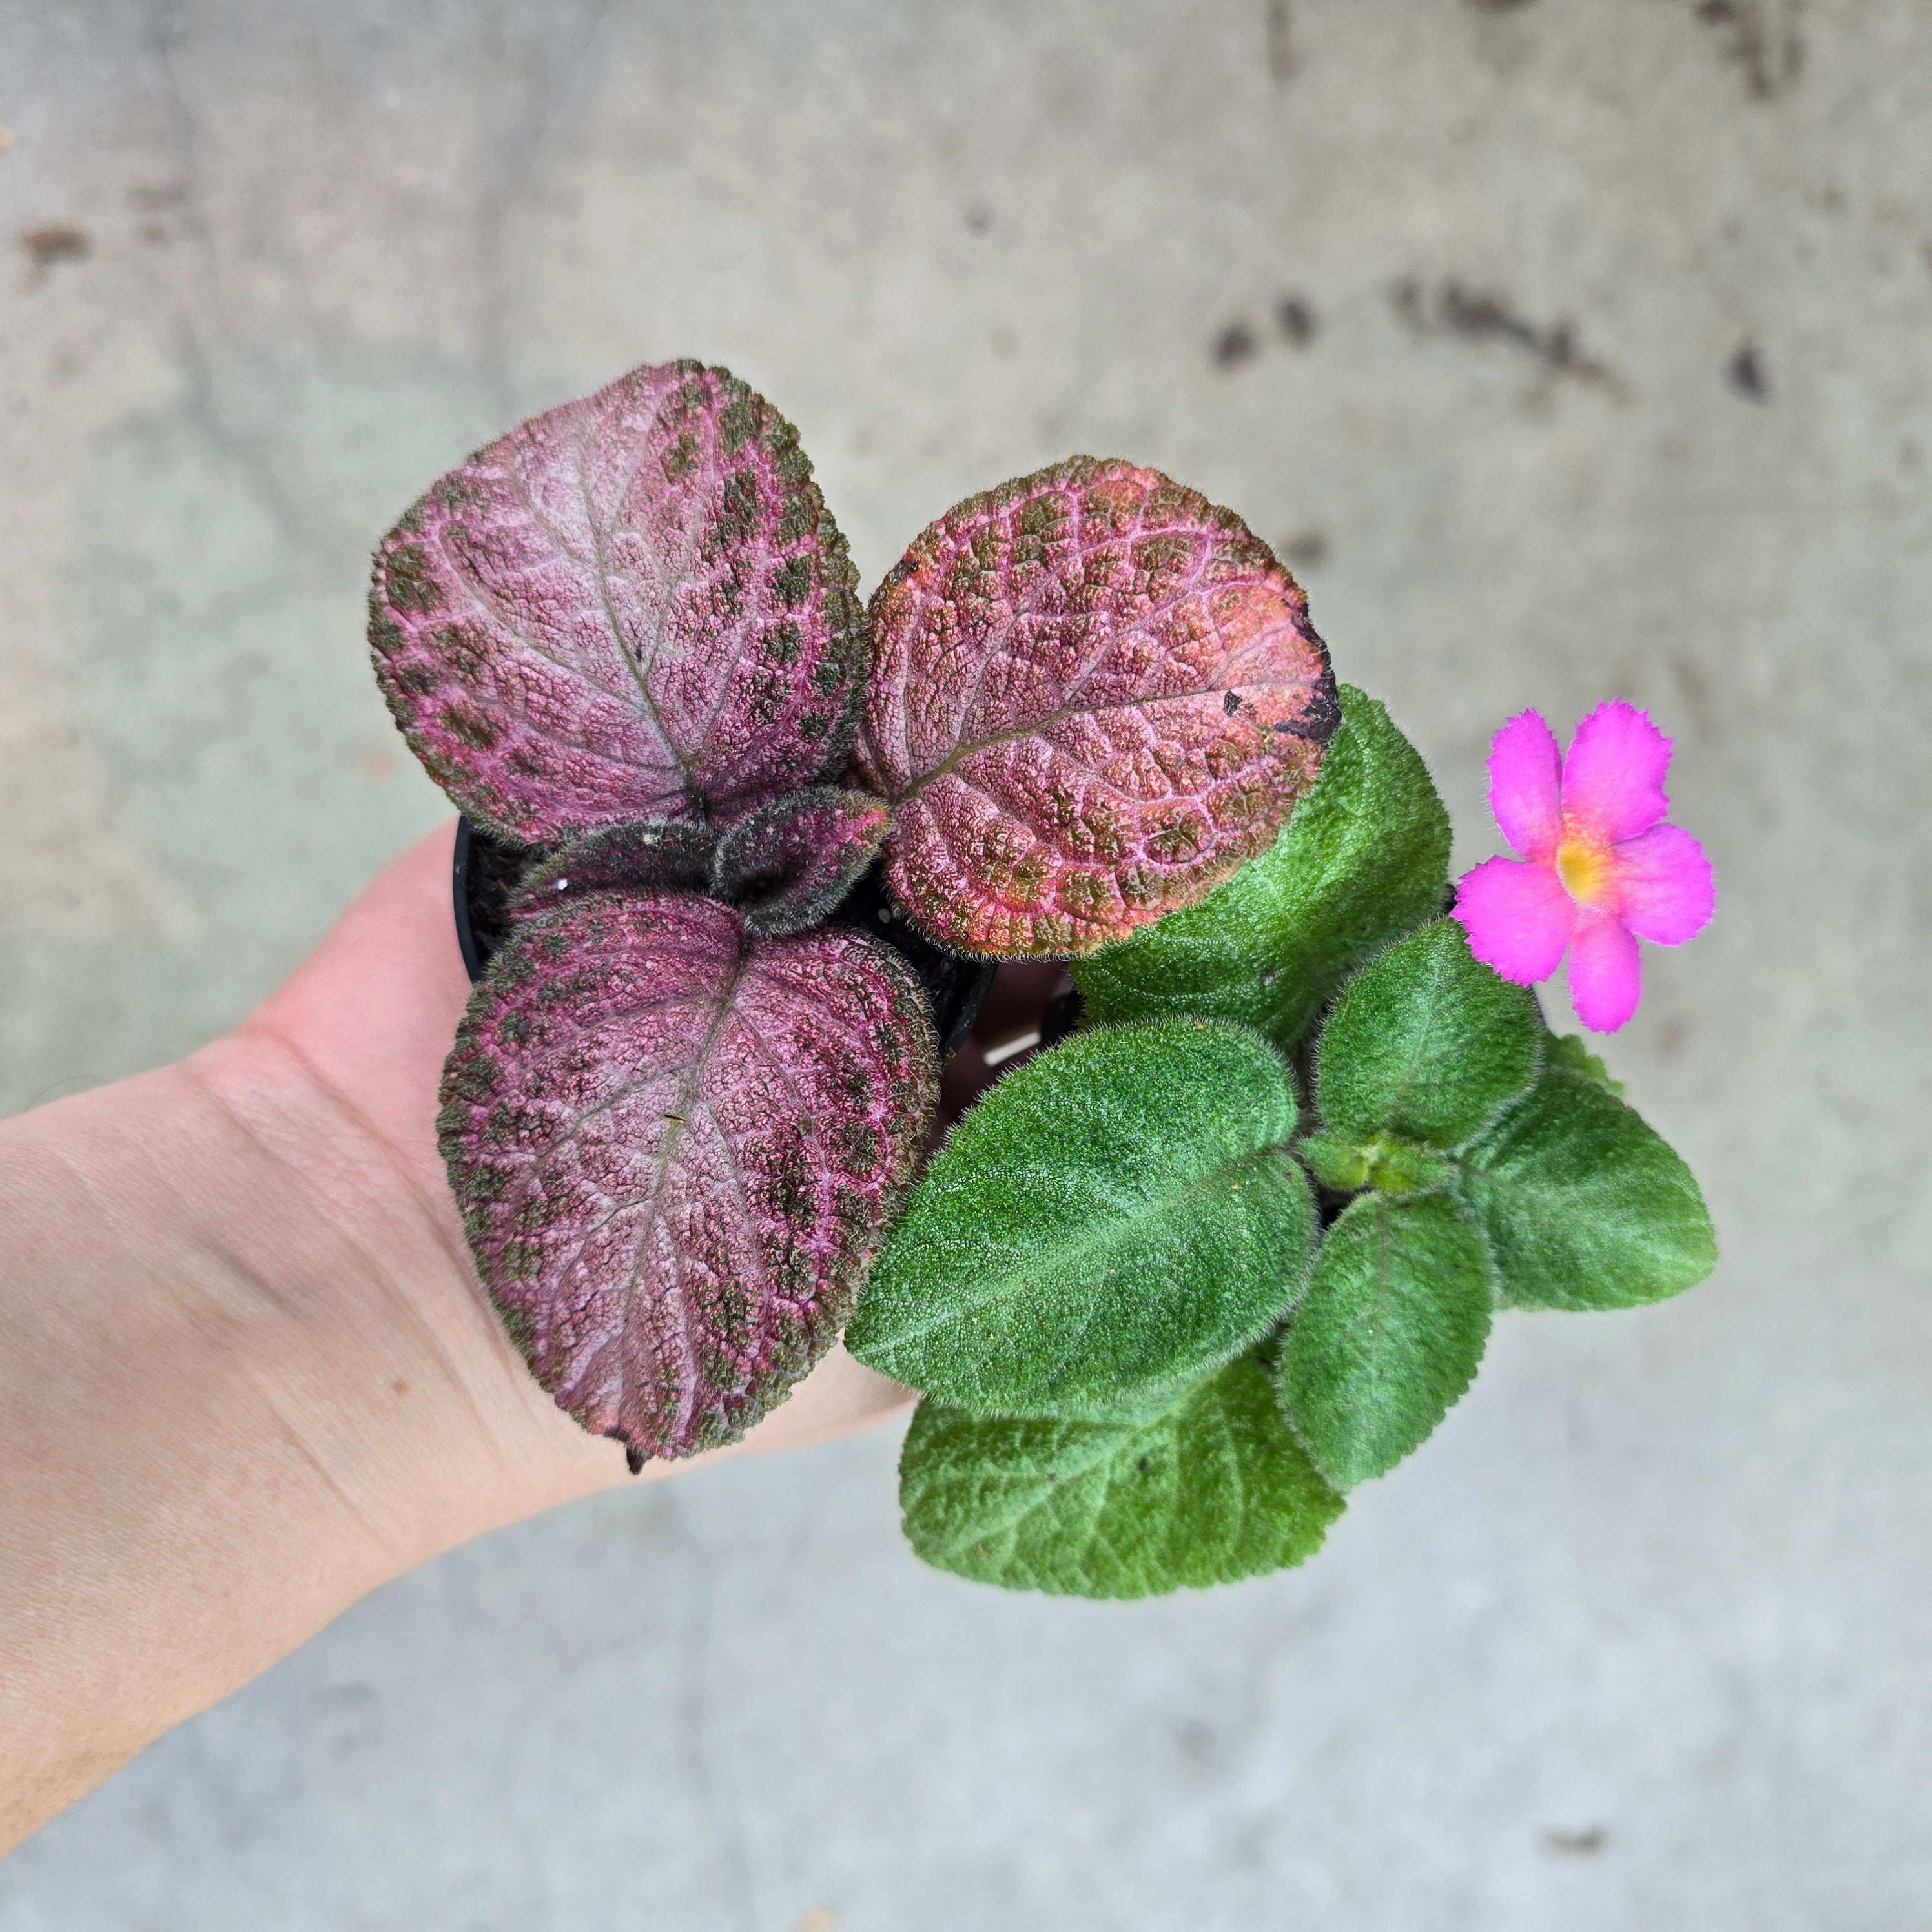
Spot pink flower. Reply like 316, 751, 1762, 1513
1454, 701, 1714, 1033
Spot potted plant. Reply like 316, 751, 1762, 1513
371, 358, 1716, 1599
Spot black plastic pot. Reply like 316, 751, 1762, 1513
452, 816, 1000, 1058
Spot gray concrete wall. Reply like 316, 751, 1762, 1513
2, 1, 1929, 1925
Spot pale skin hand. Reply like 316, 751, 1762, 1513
0, 822, 1051, 1853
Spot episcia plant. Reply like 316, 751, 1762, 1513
370, 358, 1718, 1599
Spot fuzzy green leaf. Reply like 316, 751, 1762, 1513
1072, 686, 1450, 1050
1298, 1131, 1372, 1195
1543, 1030, 1625, 1098
847, 1021, 1314, 1415
1317, 920, 1539, 1150
1454, 1065, 1717, 1310
899, 1354, 1343, 1598
1277, 1192, 1493, 1489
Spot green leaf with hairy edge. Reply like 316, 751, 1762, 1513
1543, 1030, 1625, 1098
1300, 1131, 1450, 1199
1072, 686, 1450, 1051
1317, 920, 1539, 1151
1453, 1065, 1716, 1310
899, 1355, 1343, 1598
1277, 1192, 1493, 1489
847, 1021, 1314, 1416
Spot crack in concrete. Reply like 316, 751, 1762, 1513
147, 6, 318, 564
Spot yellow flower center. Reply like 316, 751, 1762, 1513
1556, 834, 1614, 908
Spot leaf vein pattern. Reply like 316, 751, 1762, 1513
573, 427, 696, 801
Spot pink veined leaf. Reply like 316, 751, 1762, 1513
711, 786, 892, 938
371, 360, 868, 843
853, 457, 1339, 957
439, 892, 938, 1463
509, 819, 718, 917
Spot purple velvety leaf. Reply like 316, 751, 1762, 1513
854, 457, 1339, 957
509, 819, 717, 918
371, 360, 867, 842
438, 891, 938, 1461
711, 787, 891, 938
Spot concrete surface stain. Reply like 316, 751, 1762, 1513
18, 224, 91, 274
1392, 276, 1621, 391
1694, 0, 1804, 99
1729, 342, 1770, 399
1266, 0, 1296, 87
1542, 1824, 1609, 1855
1212, 318, 1262, 370
1276, 294, 1318, 345
1277, 529, 1329, 571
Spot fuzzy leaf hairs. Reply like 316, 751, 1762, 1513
369, 359, 1339, 1471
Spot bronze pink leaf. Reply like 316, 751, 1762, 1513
854, 457, 1339, 957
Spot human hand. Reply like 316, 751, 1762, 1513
5, 817, 1045, 1848
228, 820, 929, 1532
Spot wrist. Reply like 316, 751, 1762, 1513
0, 1034, 621, 1846
178, 1023, 636, 1564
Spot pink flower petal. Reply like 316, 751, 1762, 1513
1561, 700, 1672, 843
1610, 822, 1715, 946
1487, 709, 1563, 861
1567, 912, 1642, 1032
1453, 855, 1576, 985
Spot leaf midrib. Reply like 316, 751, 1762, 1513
874, 1141, 1290, 1361
920, 1396, 1200, 1564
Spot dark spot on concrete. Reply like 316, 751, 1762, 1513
1694, 0, 1802, 99
1171, 1716, 1228, 1769
1670, 653, 1716, 737
1440, 283, 1543, 353
1392, 276, 1619, 389
18, 224, 90, 272
1266, 0, 1296, 85
1213, 319, 1261, 371
127, 181, 186, 211
1541, 1825, 1608, 1855
1728, 341, 1769, 398
965, 201, 992, 235
1276, 295, 1317, 346
1278, 529, 1329, 570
